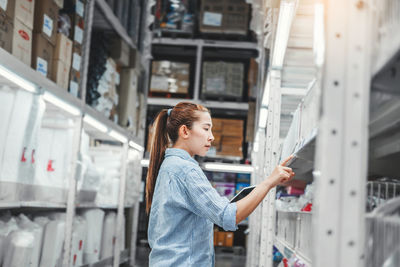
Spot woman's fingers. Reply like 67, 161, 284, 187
280, 155, 294, 166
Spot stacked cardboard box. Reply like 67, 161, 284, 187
64, 0, 86, 96
214, 229, 234, 247
150, 60, 190, 94
31, 0, 60, 78
52, 33, 72, 89
211, 118, 244, 158
0, 0, 35, 65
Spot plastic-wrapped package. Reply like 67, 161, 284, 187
101, 212, 116, 259
3, 230, 35, 267
34, 116, 74, 203
276, 184, 314, 212
81, 209, 105, 264
0, 218, 19, 265
39, 219, 65, 267
0, 87, 34, 201
17, 214, 44, 267
125, 149, 142, 206
70, 216, 87, 267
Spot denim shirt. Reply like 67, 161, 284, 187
148, 148, 238, 266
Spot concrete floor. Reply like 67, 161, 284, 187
134, 246, 247, 267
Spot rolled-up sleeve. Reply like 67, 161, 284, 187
183, 168, 238, 231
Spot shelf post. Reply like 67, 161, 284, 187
313, 0, 372, 266
113, 142, 129, 267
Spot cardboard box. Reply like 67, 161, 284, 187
52, 60, 70, 89
12, 19, 32, 65
216, 231, 225, 246
68, 13, 84, 46
150, 61, 190, 94
8, 0, 35, 29
33, 0, 59, 45
118, 68, 138, 130
31, 33, 54, 77
225, 232, 234, 247
54, 33, 72, 64
0, 13, 13, 52
110, 38, 130, 67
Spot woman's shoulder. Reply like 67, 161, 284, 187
160, 156, 201, 178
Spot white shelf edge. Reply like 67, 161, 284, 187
79, 249, 129, 267
0, 201, 67, 209
147, 97, 249, 110
95, 0, 136, 50
152, 37, 258, 50
274, 237, 312, 266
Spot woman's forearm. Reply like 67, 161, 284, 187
235, 180, 273, 224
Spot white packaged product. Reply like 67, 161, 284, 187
101, 212, 116, 259
17, 214, 44, 267
34, 116, 74, 203
3, 230, 35, 267
0, 87, 34, 201
70, 216, 87, 267
0, 218, 19, 265
39, 219, 65, 267
81, 209, 105, 264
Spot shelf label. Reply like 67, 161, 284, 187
69, 81, 79, 97
43, 14, 53, 37
0, 0, 7, 10
203, 12, 222, 27
36, 57, 48, 77
76, 0, 84, 17
72, 53, 81, 71
74, 25, 83, 44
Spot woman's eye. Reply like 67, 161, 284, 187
204, 128, 209, 131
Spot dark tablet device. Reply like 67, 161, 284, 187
230, 185, 256, 203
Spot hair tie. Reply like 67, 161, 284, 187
167, 108, 172, 117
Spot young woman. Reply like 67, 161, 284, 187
146, 102, 294, 266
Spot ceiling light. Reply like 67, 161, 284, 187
202, 163, 254, 173
129, 141, 144, 152
109, 130, 128, 143
258, 107, 268, 129
83, 115, 108, 133
43, 92, 81, 116
0, 65, 37, 93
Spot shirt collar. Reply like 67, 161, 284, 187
165, 148, 199, 165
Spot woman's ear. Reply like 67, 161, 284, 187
178, 125, 190, 139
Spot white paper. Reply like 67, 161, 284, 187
76, 1, 84, 17
74, 26, 83, 44
43, 14, 53, 37
69, 81, 79, 97
203, 12, 222, 27
150, 76, 169, 91
0, 0, 8, 10
72, 53, 81, 71
36, 57, 48, 77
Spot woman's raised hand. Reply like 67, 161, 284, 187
267, 155, 295, 187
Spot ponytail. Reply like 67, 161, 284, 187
146, 109, 169, 214
145, 102, 209, 214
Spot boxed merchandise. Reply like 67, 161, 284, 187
202, 61, 244, 98
117, 68, 138, 130
0, 14, 13, 53
52, 59, 70, 89
12, 19, 32, 65
5, 0, 35, 29
53, 33, 72, 63
220, 136, 243, 157
210, 118, 244, 158
39, 219, 65, 267
200, 0, 249, 35
213, 182, 235, 199
150, 60, 190, 94
31, 33, 54, 78
81, 209, 105, 264
33, 0, 59, 45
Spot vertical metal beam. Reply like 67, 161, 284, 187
129, 201, 140, 267
193, 44, 203, 101
62, 117, 83, 267
313, 0, 371, 266
113, 142, 129, 267
259, 70, 281, 267
80, 0, 95, 103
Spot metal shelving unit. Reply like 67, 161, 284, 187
0, 1, 146, 267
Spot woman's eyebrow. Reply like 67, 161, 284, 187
202, 123, 212, 127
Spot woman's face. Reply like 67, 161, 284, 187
187, 111, 215, 157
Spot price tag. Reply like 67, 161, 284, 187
36, 57, 48, 77
72, 53, 81, 71
43, 14, 53, 37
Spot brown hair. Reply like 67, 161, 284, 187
145, 102, 209, 214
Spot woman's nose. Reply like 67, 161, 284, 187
209, 132, 215, 142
